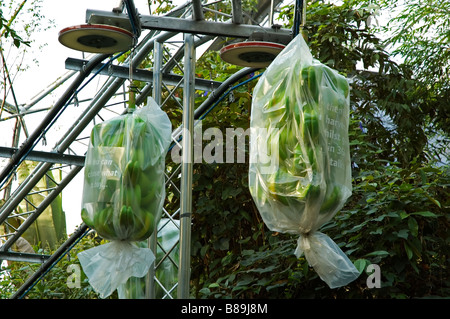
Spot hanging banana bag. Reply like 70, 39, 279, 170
248, 34, 360, 288
78, 97, 172, 298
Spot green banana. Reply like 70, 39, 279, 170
81, 208, 94, 228
130, 211, 155, 241
301, 104, 319, 143
118, 205, 135, 239
94, 206, 115, 239
265, 80, 288, 122
320, 186, 341, 214
301, 65, 322, 104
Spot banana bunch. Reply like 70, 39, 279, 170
251, 58, 351, 219
249, 35, 359, 288
81, 111, 166, 242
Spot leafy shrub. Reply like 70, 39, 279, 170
0, 233, 116, 299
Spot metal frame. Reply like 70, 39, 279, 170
87, 8, 292, 43
64, 57, 222, 91
0, 0, 299, 299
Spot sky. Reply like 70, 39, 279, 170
14, 0, 153, 101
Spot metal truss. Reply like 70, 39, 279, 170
0, 0, 299, 299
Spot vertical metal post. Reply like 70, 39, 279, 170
293, 0, 306, 37
153, 40, 163, 104
231, 0, 243, 24
177, 33, 195, 299
145, 39, 163, 299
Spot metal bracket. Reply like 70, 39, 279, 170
86, 9, 133, 33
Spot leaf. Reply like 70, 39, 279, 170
425, 195, 441, 208
246, 264, 278, 274
354, 258, 369, 274
240, 210, 252, 223
408, 217, 418, 237
411, 211, 437, 218
199, 287, 211, 295
369, 228, 383, 235
221, 186, 242, 200
395, 229, 409, 239
365, 250, 390, 257
403, 241, 413, 260
214, 237, 229, 251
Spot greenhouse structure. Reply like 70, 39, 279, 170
0, 0, 300, 299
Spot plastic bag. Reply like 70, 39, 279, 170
116, 218, 180, 299
248, 34, 360, 288
78, 97, 172, 298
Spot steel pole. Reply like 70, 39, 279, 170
145, 39, 163, 299
293, 0, 306, 37
177, 33, 195, 299
153, 40, 163, 104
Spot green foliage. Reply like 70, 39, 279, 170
349, 0, 450, 159
0, 5, 29, 48
191, 111, 450, 299
328, 116, 450, 298
0, 232, 117, 299
299, 0, 433, 167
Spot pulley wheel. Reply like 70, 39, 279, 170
58, 24, 134, 54
220, 41, 285, 68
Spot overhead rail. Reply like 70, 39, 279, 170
0, 147, 86, 167
64, 57, 222, 92
86, 9, 292, 44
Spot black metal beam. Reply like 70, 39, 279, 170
0, 146, 85, 167
65, 58, 223, 92
0, 251, 51, 263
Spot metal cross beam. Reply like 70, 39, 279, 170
0, 146, 85, 167
65, 58, 223, 92
86, 9, 292, 44
0, 251, 51, 263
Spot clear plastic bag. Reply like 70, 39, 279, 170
248, 34, 360, 288
78, 97, 172, 298
116, 218, 180, 299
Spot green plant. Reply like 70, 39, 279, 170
0, 232, 117, 299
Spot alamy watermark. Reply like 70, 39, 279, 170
366, 263, 382, 288
66, 264, 81, 289
170, 121, 279, 173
